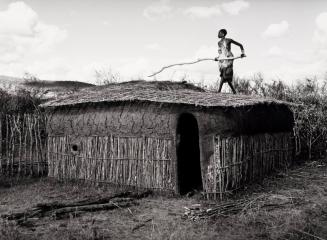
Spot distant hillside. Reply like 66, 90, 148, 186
0, 75, 24, 90
0, 75, 95, 100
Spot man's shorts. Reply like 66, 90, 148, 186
220, 65, 233, 82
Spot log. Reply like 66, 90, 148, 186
3, 199, 137, 225
49, 200, 137, 220
2, 190, 151, 225
36, 190, 151, 210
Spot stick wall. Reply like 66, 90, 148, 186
47, 135, 174, 190
204, 132, 293, 200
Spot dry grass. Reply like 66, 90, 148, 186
1, 160, 327, 240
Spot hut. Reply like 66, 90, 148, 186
42, 80, 294, 199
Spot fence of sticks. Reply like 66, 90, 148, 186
47, 135, 174, 190
204, 132, 294, 200
0, 113, 47, 176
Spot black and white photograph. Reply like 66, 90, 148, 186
0, 0, 327, 239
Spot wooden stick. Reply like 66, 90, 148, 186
148, 56, 245, 77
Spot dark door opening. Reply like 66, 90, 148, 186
177, 113, 202, 195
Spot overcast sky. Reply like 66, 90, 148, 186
0, 0, 326, 85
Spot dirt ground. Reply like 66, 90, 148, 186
1, 160, 327, 240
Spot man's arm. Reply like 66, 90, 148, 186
230, 39, 245, 57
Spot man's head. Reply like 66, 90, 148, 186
218, 29, 227, 38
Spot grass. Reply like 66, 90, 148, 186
1, 160, 327, 240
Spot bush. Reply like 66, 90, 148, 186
0, 73, 44, 115
0, 88, 42, 115
233, 75, 327, 160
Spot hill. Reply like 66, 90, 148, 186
0, 75, 95, 100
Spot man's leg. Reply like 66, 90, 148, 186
217, 79, 224, 92
223, 62, 236, 94
218, 68, 225, 93
227, 81, 237, 94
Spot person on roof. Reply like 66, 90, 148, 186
215, 29, 246, 94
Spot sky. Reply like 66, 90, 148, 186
0, 0, 326, 86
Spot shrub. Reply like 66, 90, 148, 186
233, 75, 327, 160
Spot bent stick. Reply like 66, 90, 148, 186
148, 55, 245, 77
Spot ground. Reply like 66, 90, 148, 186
0, 160, 327, 240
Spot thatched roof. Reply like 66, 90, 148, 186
41, 80, 287, 108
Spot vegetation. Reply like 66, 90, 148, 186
0, 88, 42, 114
215, 74, 327, 160
0, 74, 43, 114
94, 68, 121, 85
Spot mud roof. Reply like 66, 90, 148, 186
41, 80, 287, 108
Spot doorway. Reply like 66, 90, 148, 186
176, 113, 202, 195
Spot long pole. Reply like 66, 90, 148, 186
148, 55, 245, 78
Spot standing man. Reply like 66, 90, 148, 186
215, 29, 246, 94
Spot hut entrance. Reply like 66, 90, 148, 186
177, 113, 202, 195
